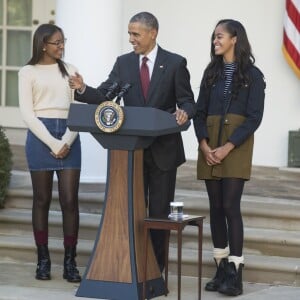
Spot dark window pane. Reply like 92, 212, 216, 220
7, 30, 31, 66
6, 71, 18, 107
7, 0, 32, 26
0, 0, 3, 24
0, 30, 2, 65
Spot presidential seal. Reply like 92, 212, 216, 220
94, 101, 124, 133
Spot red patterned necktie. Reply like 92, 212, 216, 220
140, 56, 150, 99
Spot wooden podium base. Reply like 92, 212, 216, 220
76, 149, 166, 299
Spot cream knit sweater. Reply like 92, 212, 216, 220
18, 62, 79, 155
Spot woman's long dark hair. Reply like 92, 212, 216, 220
27, 23, 68, 77
202, 19, 255, 99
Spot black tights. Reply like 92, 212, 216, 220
205, 178, 245, 256
31, 169, 80, 244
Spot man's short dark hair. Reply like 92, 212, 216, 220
130, 12, 159, 31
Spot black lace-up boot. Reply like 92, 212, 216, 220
36, 244, 51, 280
63, 246, 81, 282
218, 261, 243, 296
205, 258, 228, 291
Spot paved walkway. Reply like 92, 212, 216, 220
1, 260, 300, 300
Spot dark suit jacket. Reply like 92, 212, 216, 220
76, 46, 195, 171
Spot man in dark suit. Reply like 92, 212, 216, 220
70, 11, 195, 271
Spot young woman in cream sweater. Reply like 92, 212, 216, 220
18, 23, 81, 283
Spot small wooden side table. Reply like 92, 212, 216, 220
143, 215, 205, 300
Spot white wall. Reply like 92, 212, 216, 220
119, 0, 300, 167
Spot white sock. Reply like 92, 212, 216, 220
228, 255, 244, 270
213, 247, 229, 265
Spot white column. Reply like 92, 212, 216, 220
56, 0, 123, 182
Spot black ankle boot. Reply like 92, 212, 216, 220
205, 258, 228, 291
36, 244, 51, 280
63, 246, 81, 282
218, 262, 243, 296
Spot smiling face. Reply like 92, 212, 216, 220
213, 24, 237, 62
40, 30, 65, 64
128, 21, 157, 55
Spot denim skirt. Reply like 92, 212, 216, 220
25, 118, 81, 171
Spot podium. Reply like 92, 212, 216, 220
67, 103, 190, 300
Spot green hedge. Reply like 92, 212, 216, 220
0, 126, 12, 208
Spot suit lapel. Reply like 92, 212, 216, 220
131, 47, 167, 104
129, 53, 145, 105
146, 47, 167, 103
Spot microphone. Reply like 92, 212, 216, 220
105, 82, 120, 100
115, 83, 131, 104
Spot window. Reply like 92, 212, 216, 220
0, 0, 55, 127
0, 0, 32, 107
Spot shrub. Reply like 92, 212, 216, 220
0, 126, 13, 208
